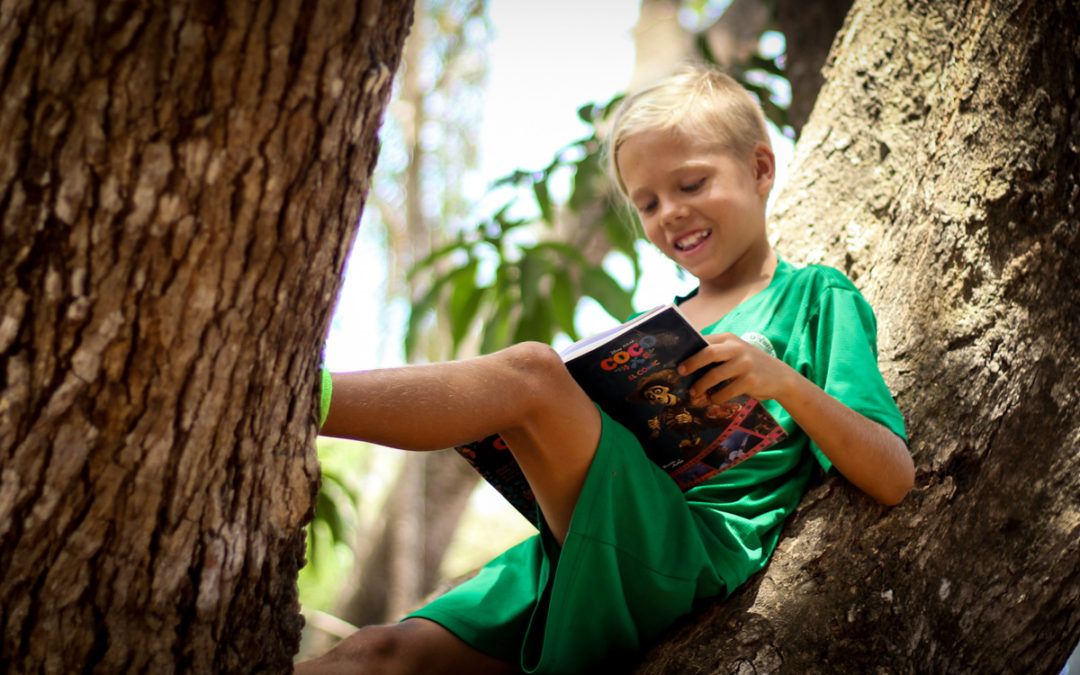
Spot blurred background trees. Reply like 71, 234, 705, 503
299, 0, 492, 651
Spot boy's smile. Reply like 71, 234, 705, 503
616, 129, 775, 294
674, 229, 711, 252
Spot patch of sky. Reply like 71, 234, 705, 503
325, 224, 405, 372
745, 69, 792, 108
760, 30, 786, 59
479, 1, 636, 182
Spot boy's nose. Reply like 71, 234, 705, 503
660, 201, 689, 226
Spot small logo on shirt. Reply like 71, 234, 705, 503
740, 332, 776, 358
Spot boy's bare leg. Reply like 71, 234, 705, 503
321, 341, 602, 544
309, 344, 600, 672
294, 618, 520, 675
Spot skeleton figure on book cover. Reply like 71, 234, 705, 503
628, 369, 740, 459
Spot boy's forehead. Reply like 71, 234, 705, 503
620, 131, 732, 180
623, 129, 731, 162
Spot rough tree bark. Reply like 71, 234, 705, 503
0, 1, 412, 672
637, 0, 1080, 672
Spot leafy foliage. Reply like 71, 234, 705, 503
305, 446, 362, 571
406, 97, 640, 358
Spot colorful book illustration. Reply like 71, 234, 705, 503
455, 304, 788, 524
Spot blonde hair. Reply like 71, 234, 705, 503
608, 63, 771, 196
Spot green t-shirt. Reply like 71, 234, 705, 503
691, 256, 908, 465
408, 258, 907, 673
673, 256, 907, 592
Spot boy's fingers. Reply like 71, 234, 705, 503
688, 360, 738, 401
679, 334, 737, 375
706, 382, 740, 405
679, 349, 723, 377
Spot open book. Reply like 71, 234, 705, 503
455, 304, 787, 524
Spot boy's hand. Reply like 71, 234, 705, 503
677, 333, 795, 405
680, 334, 914, 506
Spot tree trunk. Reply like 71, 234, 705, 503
0, 1, 413, 672
775, 0, 853, 135
637, 0, 1080, 672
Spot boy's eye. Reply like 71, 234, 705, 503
681, 179, 705, 193
637, 199, 658, 214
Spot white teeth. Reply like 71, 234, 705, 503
675, 230, 710, 251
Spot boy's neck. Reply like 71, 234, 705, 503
681, 242, 778, 329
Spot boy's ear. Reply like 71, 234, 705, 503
751, 142, 776, 195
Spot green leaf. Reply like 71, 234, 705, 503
568, 152, 600, 211
308, 477, 351, 567
576, 102, 596, 124
534, 298, 555, 344
406, 270, 453, 359
581, 265, 634, 321
491, 168, 532, 188
601, 206, 639, 260
451, 284, 487, 355
600, 93, 625, 119
511, 307, 534, 344
550, 272, 578, 340
513, 294, 554, 345
533, 177, 554, 225
491, 205, 529, 236
519, 253, 543, 315
480, 299, 514, 354
447, 259, 482, 353
529, 240, 588, 264
407, 234, 467, 282
447, 259, 479, 317
316, 487, 348, 545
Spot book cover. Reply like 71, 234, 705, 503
455, 304, 787, 524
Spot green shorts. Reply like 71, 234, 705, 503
407, 409, 751, 674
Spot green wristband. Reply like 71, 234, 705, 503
319, 367, 333, 427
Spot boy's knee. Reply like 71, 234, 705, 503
499, 341, 575, 401
501, 341, 563, 372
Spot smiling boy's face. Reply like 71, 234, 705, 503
616, 130, 774, 290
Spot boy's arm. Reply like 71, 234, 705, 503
762, 370, 912, 505
679, 334, 914, 505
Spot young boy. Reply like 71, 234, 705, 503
299, 64, 913, 674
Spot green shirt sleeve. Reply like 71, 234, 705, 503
796, 284, 908, 471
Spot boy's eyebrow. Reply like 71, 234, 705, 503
627, 162, 713, 200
